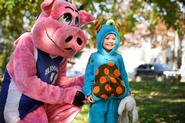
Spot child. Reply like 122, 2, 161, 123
82, 19, 131, 123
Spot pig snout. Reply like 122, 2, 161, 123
64, 34, 85, 51
51, 26, 86, 54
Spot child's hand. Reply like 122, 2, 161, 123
127, 91, 131, 96
87, 95, 94, 103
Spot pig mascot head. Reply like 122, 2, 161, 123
32, 0, 94, 57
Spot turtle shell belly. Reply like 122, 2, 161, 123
93, 62, 125, 99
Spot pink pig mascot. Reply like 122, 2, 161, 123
0, 0, 94, 123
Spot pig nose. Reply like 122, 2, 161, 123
65, 35, 83, 46
65, 36, 73, 43
77, 38, 82, 45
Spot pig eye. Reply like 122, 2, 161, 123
58, 13, 72, 25
75, 17, 79, 27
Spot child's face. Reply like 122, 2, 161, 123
103, 33, 116, 52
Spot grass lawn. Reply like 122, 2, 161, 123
73, 81, 185, 123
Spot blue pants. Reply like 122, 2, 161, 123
89, 98, 120, 123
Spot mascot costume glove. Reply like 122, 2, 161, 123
0, 0, 94, 123
118, 94, 139, 123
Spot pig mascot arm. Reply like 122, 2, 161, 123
56, 59, 84, 87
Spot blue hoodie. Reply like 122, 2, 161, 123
83, 21, 131, 102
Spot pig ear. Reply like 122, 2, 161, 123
79, 10, 95, 25
41, 0, 55, 15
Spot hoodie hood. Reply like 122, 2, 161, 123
96, 21, 120, 55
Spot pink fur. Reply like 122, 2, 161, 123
5, 0, 94, 122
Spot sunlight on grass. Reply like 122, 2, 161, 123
147, 91, 161, 99
160, 99, 185, 103
72, 104, 90, 123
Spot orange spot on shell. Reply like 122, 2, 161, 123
110, 77, 117, 83
96, 69, 99, 75
107, 62, 114, 66
93, 86, 100, 94
104, 68, 109, 75
114, 69, 120, 77
110, 93, 115, 97
116, 87, 123, 95
99, 76, 107, 84
120, 80, 124, 86
100, 94, 108, 99
105, 84, 112, 91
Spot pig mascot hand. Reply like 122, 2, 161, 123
0, 0, 94, 123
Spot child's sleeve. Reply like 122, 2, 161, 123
119, 55, 131, 93
82, 54, 95, 96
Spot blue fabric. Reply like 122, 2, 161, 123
36, 49, 63, 84
0, 71, 11, 123
0, 49, 63, 121
89, 99, 120, 123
